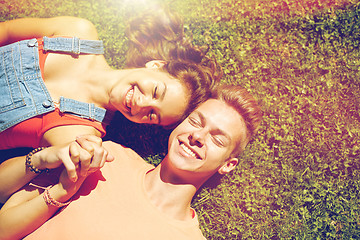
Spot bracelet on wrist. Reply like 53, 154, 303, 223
43, 186, 72, 208
25, 147, 49, 174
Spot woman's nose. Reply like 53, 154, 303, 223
131, 94, 152, 116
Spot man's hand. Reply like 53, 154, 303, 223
58, 135, 114, 194
74, 135, 114, 176
32, 135, 114, 182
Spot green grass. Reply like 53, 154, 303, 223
1, 0, 360, 239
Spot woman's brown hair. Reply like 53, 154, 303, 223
125, 6, 222, 125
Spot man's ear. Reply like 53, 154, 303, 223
145, 60, 167, 69
218, 157, 239, 175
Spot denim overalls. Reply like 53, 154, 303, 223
0, 36, 112, 133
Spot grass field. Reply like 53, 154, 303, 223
1, 0, 359, 239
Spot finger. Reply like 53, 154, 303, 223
76, 135, 102, 146
99, 149, 111, 168
78, 148, 92, 177
100, 145, 114, 163
89, 146, 103, 167
96, 150, 107, 171
88, 149, 108, 174
76, 136, 95, 156
63, 143, 79, 182
69, 142, 80, 165
106, 150, 114, 162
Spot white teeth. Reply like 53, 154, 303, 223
125, 88, 134, 108
180, 143, 198, 159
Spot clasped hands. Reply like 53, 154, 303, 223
31, 135, 114, 184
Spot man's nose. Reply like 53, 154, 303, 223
189, 128, 206, 147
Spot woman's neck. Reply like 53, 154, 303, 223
85, 67, 130, 110
84, 68, 116, 109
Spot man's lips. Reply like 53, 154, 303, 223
179, 141, 201, 160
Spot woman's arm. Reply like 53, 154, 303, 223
0, 16, 99, 46
0, 136, 112, 240
0, 156, 41, 203
0, 171, 86, 240
41, 125, 102, 147
0, 144, 82, 203
0, 133, 109, 203
0, 125, 102, 202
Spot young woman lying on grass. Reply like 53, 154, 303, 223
0, 7, 222, 187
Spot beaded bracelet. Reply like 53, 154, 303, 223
43, 186, 72, 208
25, 147, 49, 174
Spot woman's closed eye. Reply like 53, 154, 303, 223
152, 86, 158, 98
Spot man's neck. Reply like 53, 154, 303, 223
144, 163, 197, 221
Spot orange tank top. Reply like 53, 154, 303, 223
0, 38, 106, 149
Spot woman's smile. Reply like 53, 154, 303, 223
112, 67, 189, 126
124, 86, 134, 111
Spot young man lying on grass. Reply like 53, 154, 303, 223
0, 84, 262, 240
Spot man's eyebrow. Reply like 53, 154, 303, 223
193, 110, 205, 123
213, 125, 231, 140
196, 110, 231, 140
216, 129, 231, 142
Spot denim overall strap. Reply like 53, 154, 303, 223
58, 97, 112, 125
42, 36, 104, 55
0, 40, 55, 132
0, 37, 109, 133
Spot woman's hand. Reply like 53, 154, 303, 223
75, 135, 114, 176
31, 135, 114, 182
57, 135, 114, 196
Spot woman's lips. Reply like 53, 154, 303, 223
125, 87, 134, 110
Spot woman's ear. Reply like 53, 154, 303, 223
218, 157, 238, 175
145, 60, 167, 69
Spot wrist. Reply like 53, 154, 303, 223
47, 184, 74, 204
25, 147, 49, 174
30, 152, 45, 170
57, 176, 85, 198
